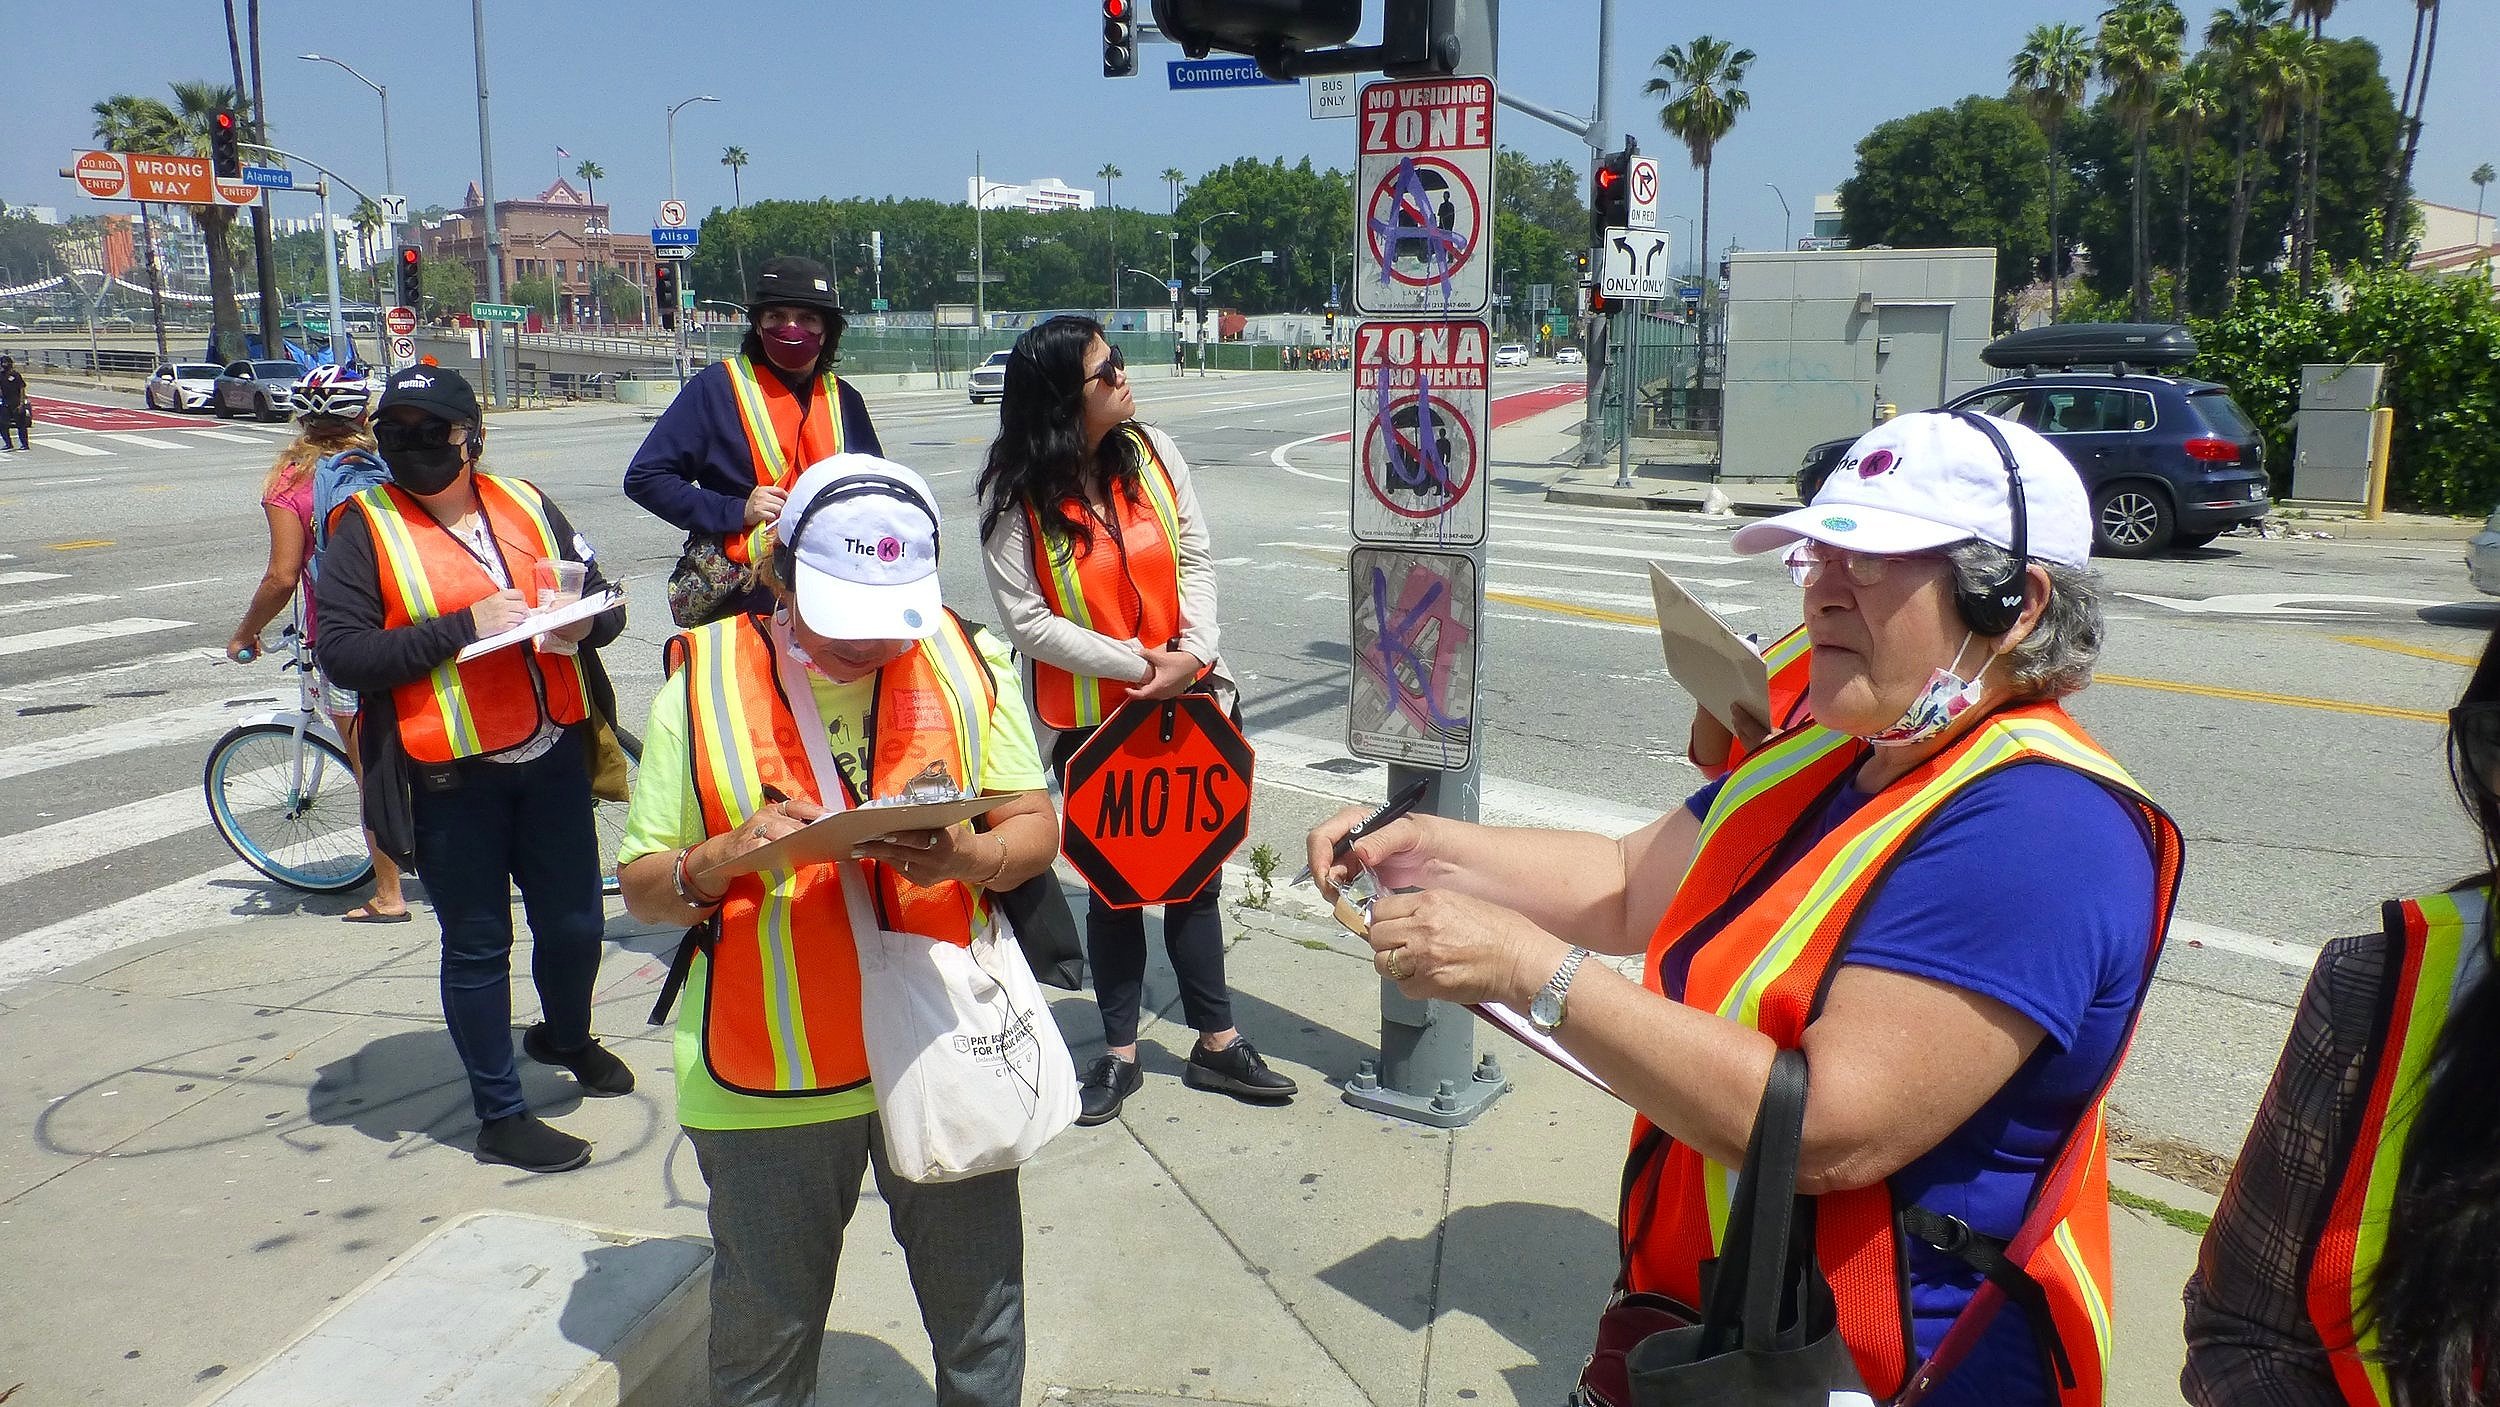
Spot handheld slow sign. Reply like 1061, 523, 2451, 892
1059, 695, 1255, 909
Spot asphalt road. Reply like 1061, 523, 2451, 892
2, 364, 2488, 1165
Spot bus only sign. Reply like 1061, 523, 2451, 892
1058, 695, 1255, 908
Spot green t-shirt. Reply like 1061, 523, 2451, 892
619, 626, 1048, 1131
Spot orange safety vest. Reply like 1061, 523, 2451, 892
1707, 623, 1816, 780
353, 473, 590, 764
2304, 888, 2491, 1407
1023, 428, 1187, 731
1626, 704, 2183, 1402
675, 610, 998, 1096
722, 355, 846, 565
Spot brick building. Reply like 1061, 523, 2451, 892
419, 178, 658, 325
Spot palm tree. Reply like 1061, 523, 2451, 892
2161, 58, 2226, 313
1098, 163, 1123, 307
720, 147, 749, 208
2474, 162, 2496, 230
91, 94, 180, 361
2203, 0, 2283, 305
2098, 0, 2184, 320
573, 159, 605, 220
2383, 0, 2442, 260
1161, 166, 1186, 215
1644, 34, 1754, 350
2011, 23, 2094, 317
145, 79, 252, 359
2287, 0, 2335, 291
2258, 26, 2329, 293
349, 197, 383, 300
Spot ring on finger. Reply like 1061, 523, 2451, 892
1385, 948, 1408, 981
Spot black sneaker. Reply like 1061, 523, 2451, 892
1075, 1053, 1142, 1127
522, 1023, 636, 1096
1184, 1037, 1298, 1101
476, 1112, 591, 1173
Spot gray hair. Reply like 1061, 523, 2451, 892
1944, 541, 2105, 700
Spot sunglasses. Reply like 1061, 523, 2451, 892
1784, 542, 1939, 589
2453, 702, 2500, 786
373, 418, 461, 452
1085, 346, 1126, 387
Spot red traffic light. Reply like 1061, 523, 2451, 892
400, 248, 420, 267
213, 110, 235, 133
1104, 0, 1126, 15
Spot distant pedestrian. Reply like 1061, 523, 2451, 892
977, 314, 1298, 1126
0, 356, 29, 450
316, 364, 632, 1175
623, 255, 883, 626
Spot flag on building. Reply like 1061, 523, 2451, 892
556, 146, 572, 159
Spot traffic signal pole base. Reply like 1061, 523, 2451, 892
1342, 985, 1509, 1129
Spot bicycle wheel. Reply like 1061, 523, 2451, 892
594, 724, 642, 898
204, 721, 375, 893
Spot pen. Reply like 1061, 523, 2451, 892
1293, 778, 1431, 887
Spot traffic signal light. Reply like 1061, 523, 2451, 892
1149, 0, 1361, 62
1591, 146, 1633, 246
395, 246, 422, 308
1103, 0, 1138, 77
654, 263, 679, 331
1381, 0, 1461, 76
210, 109, 242, 179
1323, 308, 1336, 340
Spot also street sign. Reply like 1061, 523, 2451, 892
240, 164, 293, 190
651, 227, 700, 247
65, 150, 258, 207
1600, 226, 1672, 301
470, 301, 527, 323
377, 194, 409, 222
1059, 696, 1256, 908
1354, 76, 1496, 317
389, 334, 416, 363
654, 245, 692, 261
1351, 318, 1490, 546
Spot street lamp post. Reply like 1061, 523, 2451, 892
300, 54, 395, 252
969, 154, 1020, 331
469, 0, 509, 406
1764, 183, 1792, 252
664, 94, 718, 382
1189, 210, 1241, 376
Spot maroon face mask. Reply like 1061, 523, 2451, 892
760, 321, 822, 371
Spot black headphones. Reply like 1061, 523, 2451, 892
769, 473, 942, 592
1943, 409, 2030, 637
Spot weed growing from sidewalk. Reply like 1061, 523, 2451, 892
1241, 842, 1279, 909
2110, 1185, 2212, 1237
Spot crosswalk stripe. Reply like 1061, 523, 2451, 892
0, 617, 193, 659
185, 429, 267, 445
0, 860, 273, 993
0, 697, 250, 781
1495, 511, 1736, 537
0, 571, 70, 587
0, 592, 117, 617
0, 787, 204, 889
106, 434, 185, 450
1264, 537, 1736, 569
0, 647, 219, 704
40, 440, 113, 457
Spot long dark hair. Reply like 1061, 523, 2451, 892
974, 315, 1141, 553
2366, 623, 2500, 1406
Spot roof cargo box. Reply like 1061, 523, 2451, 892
1981, 322, 2198, 372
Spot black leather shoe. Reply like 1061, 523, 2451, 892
1075, 1053, 1142, 1127
1184, 1037, 1298, 1101
522, 1023, 636, 1096
476, 1112, 591, 1173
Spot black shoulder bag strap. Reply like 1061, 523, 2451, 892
1699, 1047, 1810, 1357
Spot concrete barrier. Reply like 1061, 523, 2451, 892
186, 1211, 711, 1407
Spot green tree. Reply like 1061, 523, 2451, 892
418, 254, 474, 320
596, 267, 643, 324
2205, 0, 2284, 302
2473, 162, 2495, 223
90, 93, 180, 354
1644, 34, 1754, 325
1836, 96, 2051, 303
573, 159, 604, 214
0, 212, 59, 289
510, 273, 557, 320
2098, 0, 2185, 320
1494, 148, 1592, 318
2159, 57, 2227, 313
2287, 0, 2336, 288
2011, 23, 2095, 315
2258, 25, 2330, 293
720, 147, 748, 208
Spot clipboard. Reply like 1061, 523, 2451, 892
699, 792, 1016, 881
454, 586, 623, 663
1646, 563, 1772, 734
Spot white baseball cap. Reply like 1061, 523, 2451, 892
1731, 411, 2094, 570
776, 454, 944, 641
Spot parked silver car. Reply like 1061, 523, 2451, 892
2468, 506, 2500, 595
146, 362, 224, 413
968, 349, 1010, 404
211, 360, 306, 421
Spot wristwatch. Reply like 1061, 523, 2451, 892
1527, 947, 1592, 1035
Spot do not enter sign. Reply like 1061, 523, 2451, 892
1059, 695, 1255, 908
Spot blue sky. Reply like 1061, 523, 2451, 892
11, 2, 2493, 259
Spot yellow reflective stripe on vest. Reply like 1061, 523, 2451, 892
1130, 429, 1185, 571
691, 620, 816, 1089
724, 358, 841, 486
2348, 888, 2481, 1404
1762, 625, 1811, 673
1689, 724, 1852, 861
918, 621, 989, 801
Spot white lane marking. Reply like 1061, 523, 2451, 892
27, 476, 107, 487
2124, 590, 2450, 617
1249, 727, 1661, 838
1296, 405, 1345, 417
38, 441, 113, 458
1264, 537, 1736, 569
0, 647, 219, 703
1492, 557, 1741, 589
0, 592, 117, 617
105, 435, 184, 450
2169, 918, 2318, 971
1495, 510, 1737, 537
0, 617, 194, 659
0, 861, 273, 993
137, 577, 224, 592
0, 571, 71, 587
0, 697, 253, 781
0, 788, 205, 888
1270, 432, 1345, 485
184, 429, 267, 445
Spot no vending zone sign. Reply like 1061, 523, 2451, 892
1354, 77, 1494, 317
1351, 319, 1489, 545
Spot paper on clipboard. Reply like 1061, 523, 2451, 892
700, 792, 1017, 881
1646, 563, 1771, 734
454, 586, 622, 662
1470, 1001, 1618, 1097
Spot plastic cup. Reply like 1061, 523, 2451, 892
534, 557, 587, 610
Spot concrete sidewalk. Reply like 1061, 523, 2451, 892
0, 874, 2212, 1406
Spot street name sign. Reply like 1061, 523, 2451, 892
1351, 318, 1490, 545
1601, 226, 1672, 300
654, 245, 692, 261
1059, 697, 1255, 908
1347, 547, 1479, 769
470, 301, 526, 323
1309, 73, 1356, 119
1167, 57, 1293, 89
1354, 77, 1495, 317
65, 150, 258, 207
1626, 156, 1660, 230
650, 227, 700, 247
384, 306, 417, 338
241, 164, 293, 190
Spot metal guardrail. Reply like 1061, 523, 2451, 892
16, 345, 159, 376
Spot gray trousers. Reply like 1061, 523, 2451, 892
688, 1116, 1026, 1407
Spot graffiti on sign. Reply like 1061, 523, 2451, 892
1347, 547, 1477, 769
1353, 77, 1494, 316
1350, 319, 1489, 544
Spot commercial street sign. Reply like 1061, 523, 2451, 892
1058, 697, 1255, 908
1309, 73, 1356, 119
1351, 318, 1490, 546
1166, 57, 1293, 90
64, 150, 258, 207
240, 165, 293, 190
1354, 77, 1494, 316
651, 227, 700, 247
470, 301, 526, 323
1347, 547, 1479, 769
1601, 226, 1672, 301
1627, 156, 1661, 231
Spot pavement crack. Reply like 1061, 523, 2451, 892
2185, 833, 2440, 863
1416, 1122, 1458, 1407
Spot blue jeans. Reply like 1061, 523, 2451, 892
410, 727, 606, 1122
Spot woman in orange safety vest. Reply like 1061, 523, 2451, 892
2185, 624, 2500, 1407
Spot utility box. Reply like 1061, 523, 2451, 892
2289, 363, 2386, 505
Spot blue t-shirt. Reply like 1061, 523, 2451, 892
1677, 762, 2157, 1405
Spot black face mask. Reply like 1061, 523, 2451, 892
376, 419, 468, 495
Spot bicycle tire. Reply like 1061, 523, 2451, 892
204, 721, 375, 894
593, 724, 643, 898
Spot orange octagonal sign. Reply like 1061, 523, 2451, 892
1060, 695, 1255, 909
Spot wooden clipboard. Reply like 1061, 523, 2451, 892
699, 793, 1016, 881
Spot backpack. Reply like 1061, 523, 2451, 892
308, 448, 391, 582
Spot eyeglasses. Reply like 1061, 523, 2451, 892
1784, 542, 1937, 589
373, 417, 459, 452
1085, 346, 1126, 387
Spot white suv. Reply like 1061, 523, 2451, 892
1493, 343, 1530, 367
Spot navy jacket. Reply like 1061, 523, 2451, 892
621, 357, 884, 537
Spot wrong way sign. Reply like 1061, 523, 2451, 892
1355, 77, 1494, 316
1351, 318, 1489, 545
1059, 696, 1255, 908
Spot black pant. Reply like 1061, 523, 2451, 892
1050, 724, 1233, 1048
3, 408, 26, 449
410, 727, 607, 1121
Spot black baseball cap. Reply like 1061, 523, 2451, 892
375, 364, 481, 423
748, 255, 845, 319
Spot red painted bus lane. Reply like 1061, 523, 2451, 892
27, 397, 200, 433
